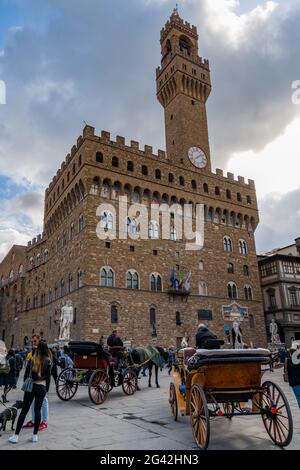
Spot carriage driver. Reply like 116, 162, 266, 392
107, 330, 124, 387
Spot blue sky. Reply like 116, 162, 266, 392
0, 0, 300, 260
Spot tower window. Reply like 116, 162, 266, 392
215, 187, 220, 196
203, 183, 209, 194
142, 165, 148, 176
191, 180, 197, 190
179, 176, 185, 186
191, 100, 195, 105
155, 169, 161, 180
170, 115, 173, 120
179, 36, 192, 55
127, 161, 134, 172
169, 173, 174, 183
112, 156, 119, 168
237, 192, 242, 202
182, 64, 187, 71
247, 195, 252, 205
226, 189, 232, 200
96, 152, 103, 163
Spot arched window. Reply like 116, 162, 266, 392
169, 173, 174, 183
77, 270, 83, 289
127, 217, 138, 235
112, 156, 119, 168
150, 274, 162, 292
78, 214, 84, 232
179, 176, 185, 186
223, 236, 233, 252
176, 312, 182, 326
239, 240, 248, 255
247, 195, 252, 205
228, 282, 238, 299
111, 305, 118, 324
244, 285, 253, 301
243, 265, 249, 276
227, 263, 234, 274
215, 186, 220, 196
226, 189, 232, 200
127, 161, 134, 172
36, 254, 41, 267
155, 169, 161, 180
100, 267, 114, 288
101, 211, 114, 231
142, 165, 148, 176
179, 35, 192, 54
149, 221, 160, 239
68, 274, 73, 293
191, 180, 197, 190
70, 223, 75, 240
237, 192, 242, 202
150, 307, 156, 326
171, 227, 177, 241
203, 183, 209, 194
44, 250, 49, 263
96, 152, 103, 163
126, 271, 139, 290
199, 282, 208, 296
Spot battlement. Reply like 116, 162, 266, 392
214, 169, 256, 189
27, 232, 46, 250
156, 56, 210, 77
161, 11, 198, 42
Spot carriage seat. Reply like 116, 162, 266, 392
188, 348, 271, 370
178, 348, 197, 365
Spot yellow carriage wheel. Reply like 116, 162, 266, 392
169, 383, 178, 421
190, 384, 210, 450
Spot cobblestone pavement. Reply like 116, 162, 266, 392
0, 368, 299, 450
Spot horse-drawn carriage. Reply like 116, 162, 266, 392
169, 344, 293, 450
56, 342, 138, 405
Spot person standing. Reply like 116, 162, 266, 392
285, 348, 300, 408
1, 349, 17, 403
9, 341, 52, 443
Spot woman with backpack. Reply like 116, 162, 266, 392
0, 349, 17, 403
8, 341, 51, 444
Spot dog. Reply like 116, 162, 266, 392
0, 401, 23, 435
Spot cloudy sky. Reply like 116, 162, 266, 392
0, 0, 299, 261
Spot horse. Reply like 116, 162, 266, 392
129, 346, 169, 388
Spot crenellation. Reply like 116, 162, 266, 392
130, 140, 139, 150
238, 176, 245, 185
116, 136, 125, 146
227, 172, 234, 181
216, 169, 224, 177
157, 149, 166, 159
71, 145, 77, 157
77, 135, 83, 147
101, 130, 111, 142
248, 179, 255, 189
83, 125, 95, 138
144, 145, 153, 155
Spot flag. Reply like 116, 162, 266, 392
179, 269, 185, 288
184, 271, 192, 291
170, 267, 176, 288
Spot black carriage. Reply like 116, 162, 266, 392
56, 342, 138, 405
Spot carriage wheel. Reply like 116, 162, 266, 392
222, 402, 234, 420
56, 369, 78, 401
261, 381, 293, 447
122, 368, 138, 396
88, 369, 110, 405
169, 383, 178, 421
190, 384, 210, 450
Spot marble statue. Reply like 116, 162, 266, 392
59, 300, 74, 341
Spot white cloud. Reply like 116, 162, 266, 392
226, 117, 300, 199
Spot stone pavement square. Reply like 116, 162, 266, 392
0, 368, 299, 450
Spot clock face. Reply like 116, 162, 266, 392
188, 147, 208, 169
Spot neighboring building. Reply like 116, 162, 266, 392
0, 10, 266, 348
258, 237, 300, 346
0, 245, 26, 348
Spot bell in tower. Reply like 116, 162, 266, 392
156, 10, 212, 172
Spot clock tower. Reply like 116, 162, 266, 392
156, 9, 212, 172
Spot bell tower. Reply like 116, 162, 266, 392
156, 9, 212, 172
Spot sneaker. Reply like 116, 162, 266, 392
8, 435, 19, 444
38, 422, 48, 431
31, 435, 38, 443
23, 420, 35, 428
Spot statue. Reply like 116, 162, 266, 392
269, 319, 280, 344
233, 319, 243, 349
59, 300, 74, 341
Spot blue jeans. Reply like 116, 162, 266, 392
292, 386, 300, 408
32, 396, 49, 423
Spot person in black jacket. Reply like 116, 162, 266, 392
8, 341, 52, 444
285, 348, 300, 408
0, 349, 17, 403
196, 324, 218, 349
